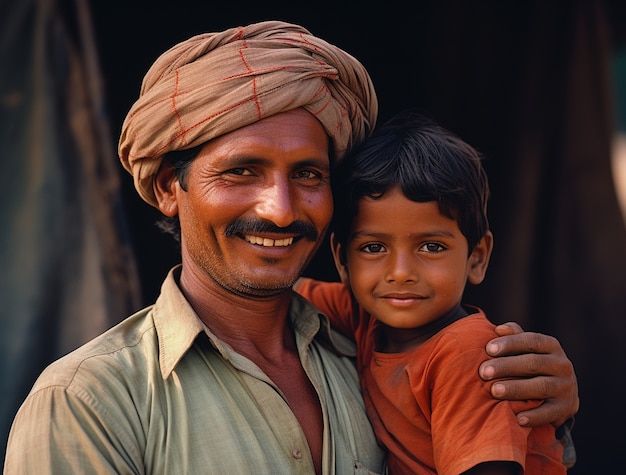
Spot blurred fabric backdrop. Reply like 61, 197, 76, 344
2, 1, 625, 472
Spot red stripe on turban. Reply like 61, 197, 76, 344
118, 20, 378, 207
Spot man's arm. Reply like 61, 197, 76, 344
478, 322, 579, 428
4, 387, 141, 474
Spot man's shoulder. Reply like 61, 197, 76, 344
31, 306, 158, 393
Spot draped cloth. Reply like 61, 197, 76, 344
118, 20, 378, 207
0, 0, 141, 464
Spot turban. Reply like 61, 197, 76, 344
119, 20, 378, 207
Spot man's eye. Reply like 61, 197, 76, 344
294, 169, 323, 181
226, 168, 252, 176
360, 243, 386, 254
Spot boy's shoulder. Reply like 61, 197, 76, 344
431, 311, 496, 352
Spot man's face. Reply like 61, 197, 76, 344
165, 109, 333, 297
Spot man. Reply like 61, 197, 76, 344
4, 21, 578, 474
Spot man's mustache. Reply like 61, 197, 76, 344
225, 218, 319, 242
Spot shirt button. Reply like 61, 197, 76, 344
291, 448, 303, 460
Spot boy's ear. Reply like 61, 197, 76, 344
153, 164, 180, 217
330, 232, 350, 285
468, 230, 494, 285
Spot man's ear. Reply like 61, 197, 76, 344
468, 230, 494, 285
330, 232, 350, 285
153, 164, 180, 217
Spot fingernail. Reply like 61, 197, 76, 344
518, 415, 529, 426
492, 383, 505, 397
487, 342, 499, 355
482, 365, 495, 379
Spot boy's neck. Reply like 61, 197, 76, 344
376, 304, 472, 353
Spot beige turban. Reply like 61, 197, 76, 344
119, 20, 378, 207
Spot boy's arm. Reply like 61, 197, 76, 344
294, 277, 357, 338
427, 316, 566, 474
479, 323, 577, 469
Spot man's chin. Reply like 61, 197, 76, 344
230, 273, 301, 298
233, 282, 295, 298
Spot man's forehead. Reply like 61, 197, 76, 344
192, 109, 331, 163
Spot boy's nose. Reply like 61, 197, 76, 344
385, 252, 418, 283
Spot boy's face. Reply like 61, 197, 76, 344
332, 186, 492, 330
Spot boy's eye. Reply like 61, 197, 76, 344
360, 243, 386, 254
420, 242, 445, 253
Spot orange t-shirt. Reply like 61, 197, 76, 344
297, 279, 565, 475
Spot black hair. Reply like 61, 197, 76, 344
154, 144, 205, 243
332, 109, 490, 258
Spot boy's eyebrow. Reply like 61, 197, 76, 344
350, 229, 458, 240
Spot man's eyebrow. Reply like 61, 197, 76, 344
212, 156, 271, 170
219, 155, 330, 171
295, 157, 331, 171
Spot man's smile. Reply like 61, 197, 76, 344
244, 234, 295, 247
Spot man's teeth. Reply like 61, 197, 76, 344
245, 235, 294, 247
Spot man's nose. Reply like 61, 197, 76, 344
254, 177, 296, 228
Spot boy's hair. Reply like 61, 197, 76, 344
332, 109, 490, 257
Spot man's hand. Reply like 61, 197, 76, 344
478, 322, 579, 428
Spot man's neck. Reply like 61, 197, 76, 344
178, 265, 295, 359
177, 265, 324, 475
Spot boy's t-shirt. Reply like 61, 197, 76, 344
297, 278, 565, 475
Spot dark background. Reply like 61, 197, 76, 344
92, 2, 626, 472
3, 1, 626, 472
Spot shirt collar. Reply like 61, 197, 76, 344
290, 292, 357, 358
153, 265, 356, 378
152, 265, 205, 378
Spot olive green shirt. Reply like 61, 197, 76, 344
4, 266, 384, 474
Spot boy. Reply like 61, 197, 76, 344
296, 110, 566, 474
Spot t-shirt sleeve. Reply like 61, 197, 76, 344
294, 278, 356, 338
427, 343, 529, 474
421, 321, 563, 475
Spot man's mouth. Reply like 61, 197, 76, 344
244, 234, 294, 247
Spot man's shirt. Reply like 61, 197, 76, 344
4, 266, 384, 474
